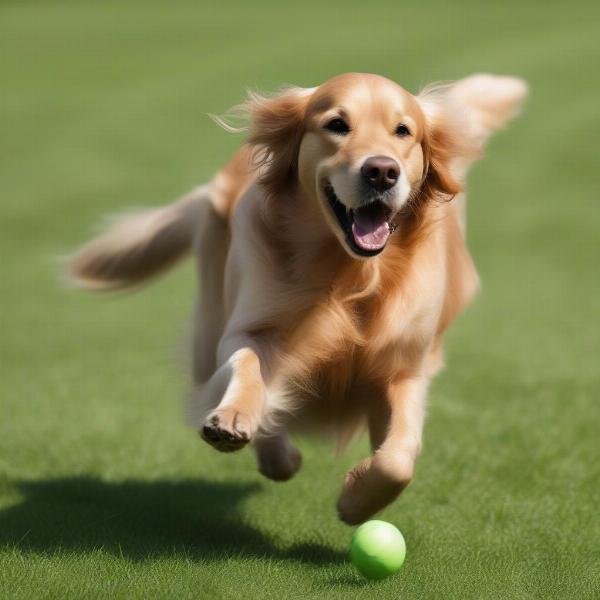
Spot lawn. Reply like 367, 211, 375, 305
1, 1, 599, 598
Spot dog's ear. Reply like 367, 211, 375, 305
420, 114, 464, 200
418, 74, 528, 198
244, 88, 312, 196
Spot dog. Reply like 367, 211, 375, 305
68, 72, 527, 524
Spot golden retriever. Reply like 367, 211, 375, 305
68, 72, 527, 524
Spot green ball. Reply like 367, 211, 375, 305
350, 520, 406, 580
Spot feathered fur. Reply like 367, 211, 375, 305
68, 72, 527, 524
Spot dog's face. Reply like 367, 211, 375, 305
246, 72, 525, 259
297, 74, 430, 257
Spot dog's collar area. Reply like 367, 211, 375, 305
323, 183, 395, 257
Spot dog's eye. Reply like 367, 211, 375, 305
324, 118, 350, 135
395, 124, 411, 138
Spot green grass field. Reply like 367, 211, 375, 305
1, 1, 599, 598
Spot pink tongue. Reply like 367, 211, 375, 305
351, 208, 390, 250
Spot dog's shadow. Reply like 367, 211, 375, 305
0, 477, 344, 565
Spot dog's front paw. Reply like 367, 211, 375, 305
336, 454, 413, 525
200, 409, 256, 452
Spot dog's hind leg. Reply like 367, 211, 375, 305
254, 431, 302, 482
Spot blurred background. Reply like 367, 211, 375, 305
1, 1, 598, 598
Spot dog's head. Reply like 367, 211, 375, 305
243, 72, 527, 258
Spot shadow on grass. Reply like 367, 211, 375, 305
0, 477, 344, 565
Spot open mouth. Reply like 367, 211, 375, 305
323, 183, 394, 257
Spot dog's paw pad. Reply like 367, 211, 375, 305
200, 411, 252, 452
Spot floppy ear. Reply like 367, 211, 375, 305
244, 88, 312, 196
418, 74, 528, 196
420, 114, 465, 200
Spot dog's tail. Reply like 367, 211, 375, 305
65, 185, 211, 290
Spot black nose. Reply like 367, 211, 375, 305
361, 156, 400, 192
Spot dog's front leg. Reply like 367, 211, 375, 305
336, 376, 428, 525
195, 335, 271, 452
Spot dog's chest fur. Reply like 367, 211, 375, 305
275, 238, 446, 418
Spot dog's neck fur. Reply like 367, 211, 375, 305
260, 180, 441, 303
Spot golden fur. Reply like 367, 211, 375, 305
68, 72, 527, 524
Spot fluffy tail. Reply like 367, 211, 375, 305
66, 185, 210, 290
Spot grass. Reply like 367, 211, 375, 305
1, 0, 599, 597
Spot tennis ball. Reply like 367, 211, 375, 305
350, 520, 406, 580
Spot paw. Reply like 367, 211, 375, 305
200, 409, 255, 452
257, 444, 302, 482
336, 455, 412, 525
